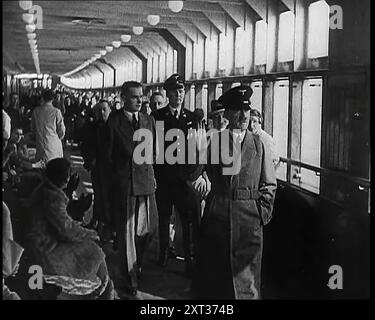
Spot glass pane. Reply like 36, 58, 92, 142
300, 78, 323, 193
250, 81, 262, 113
215, 83, 223, 100
308, 0, 330, 59
255, 20, 267, 65
190, 85, 195, 111
273, 80, 289, 181
202, 84, 208, 120
278, 11, 295, 62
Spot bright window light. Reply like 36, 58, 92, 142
255, 20, 267, 65
273, 80, 289, 181
278, 11, 295, 62
308, 0, 330, 59
300, 78, 322, 193
250, 81, 263, 112
190, 85, 195, 111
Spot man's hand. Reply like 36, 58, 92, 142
252, 126, 263, 136
192, 175, 209, 198
87, 229, 100, 241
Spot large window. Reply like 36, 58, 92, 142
215, 82, 223, 100
308, 0, 330, 59
250, 81, 263, 113
189, 84, 195, 111
255, 20, 267, 66
278, 11, 295, 62
300, 78, 323, 193
202, 83, 208, 119
273, 79, 289, 181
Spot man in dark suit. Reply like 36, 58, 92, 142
106, 81, 158, 297
81, 100, 113, 239
191, 86, 277, 299
152, 74, 204, 277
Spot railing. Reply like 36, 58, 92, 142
279, 157, 370, 190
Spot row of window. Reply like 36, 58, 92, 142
149, 76, 323, 194
62, 0, 331, 90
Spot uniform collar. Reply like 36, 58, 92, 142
169, 105, 182, 118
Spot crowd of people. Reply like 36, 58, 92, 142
3, 73, 279, 300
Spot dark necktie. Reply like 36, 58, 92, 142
132, 113, 138, 130
174, 109, 179, 121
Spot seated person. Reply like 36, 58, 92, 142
3, 127, 44, 176
26, 158, 114, 299
3, 201, 24, 300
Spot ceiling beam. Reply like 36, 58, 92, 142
202, 11, 226, 33
218, 2, 245, 27
244, 0, 268, 21
280, 0, 296, 12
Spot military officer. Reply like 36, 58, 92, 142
191, 85, 277, 299
151, 74, 204, 277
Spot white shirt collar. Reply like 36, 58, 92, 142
232, 130, 246, 143
124, 110, 139, 121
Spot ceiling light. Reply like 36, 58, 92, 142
132, 26, 144, 35
168, 1, 183, 13
105, 46, 113, 52
95, 54, 101, 59
19, 1, 33, 11
112, 41, 121, 48
100, 50, 107, 56
26, 24, 36, 33
22, 13, 35, 24
121, 34, 131, 42
27, 33, 36, 40
28, 39, 37, 45
147, 15, 160, 26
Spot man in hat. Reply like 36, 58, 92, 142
151, 74, 204, 277
208, 100, 228, 132
191, 85, 277, 299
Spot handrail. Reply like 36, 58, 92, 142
279, 157, 371, 189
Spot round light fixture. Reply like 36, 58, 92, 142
28, 39, 37, 45
121, 34, 131, 42
100, 50, 107, 56
132, 26, 144, 35
22, 13, 35, 24
105, 46, 113, 53
19, 1, 33, 11
112, 41, 121, 48
147, 15, 160, 26
27, 32, 36, 40
95, 54, 101, 59
168, 1, 183, 13
26, 24, 36, 33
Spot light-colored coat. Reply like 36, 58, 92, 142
192, 130, 277, 299
31, 102, 65, 162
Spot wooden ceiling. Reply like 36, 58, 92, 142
2, 0, 271, 76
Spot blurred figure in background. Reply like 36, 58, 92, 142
31, 90, 65, 162
249, 109, 279, 168
81, 100, 113, 240
149, 92, 164, 113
